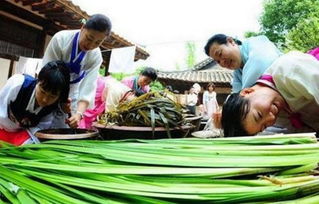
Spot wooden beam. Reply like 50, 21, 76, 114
31, 1, 55, 11
1, 1, 64, 31
55, 0, 89, 19
22, 0, 42, 6
45, 12, 76, 19
39, 7, 64, 14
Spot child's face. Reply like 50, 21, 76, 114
35, 83, 60, 107
208, 86, 215, 92
138, 75, 152, 87
240, 86, 286, 135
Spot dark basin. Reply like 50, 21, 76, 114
93, 123, 193, 139
36, 128, 99, 139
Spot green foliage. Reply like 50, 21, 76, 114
99, 91, 186, 137
99, 65, 106, 76
185, 41, 196, 68
286, 15, 319, 52
134, 66, 145, 75
110, 72, 128, 81
150, 80, 164, 91
244, 31, 261, 38
109, 66, 144, 81
260, 0, 319, 48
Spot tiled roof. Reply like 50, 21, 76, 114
5, 0, 149, 60
157, 59, 233, 86
194, 58, 215, 70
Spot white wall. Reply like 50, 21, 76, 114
0, 58, 11, 89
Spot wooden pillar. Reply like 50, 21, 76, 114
36, 30, 47, 58
7, 58, 14, 79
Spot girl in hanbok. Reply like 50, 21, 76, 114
79, 76, 136, 129
42, 14, 112, 128
121, 67, 157, 95
0, 61, 70, 145
203, 83, 219, 120
221, 52, 319, 137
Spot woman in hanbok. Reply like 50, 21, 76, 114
204, 34, 281, 93
79, 76, 136, 129
41, 14, 112, 128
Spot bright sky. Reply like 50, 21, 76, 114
71, 0, 264, 71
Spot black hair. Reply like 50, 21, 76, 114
140, 67, 157, 81
204, 34, 242, 56
221, 93, 250, 137
207, 82, 215, 90
38, 61, 70, 103
84, 14, 112, 35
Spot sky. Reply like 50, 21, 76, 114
71, 0, 264, 71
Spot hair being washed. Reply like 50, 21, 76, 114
221, 93, 250, 137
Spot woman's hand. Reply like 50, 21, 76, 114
66, 112, 82, 128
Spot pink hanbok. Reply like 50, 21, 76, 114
79, 76, 108, 129
307, 47, 319, 60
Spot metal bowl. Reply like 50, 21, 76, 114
36, 128, 99, 140
93, 123, 194, 139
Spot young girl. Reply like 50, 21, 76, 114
203, 83, 219, 119
121, 67, 157, 95
0, 61, 70, 145
79, 76, 136, 129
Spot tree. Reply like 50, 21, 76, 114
185, 41, 196, 68
286, 15, 319, 52
244, 31, 261, 38
260, 0, 319, 48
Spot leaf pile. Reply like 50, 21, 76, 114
98, 91, 188, 136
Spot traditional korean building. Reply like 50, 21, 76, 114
0, 0, 149, 87
157, 58, 233, 104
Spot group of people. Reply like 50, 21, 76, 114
204, 33, 319, 137
1, 13, 318, 145
0, 14, 158, 145
186, 83, 219, 120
